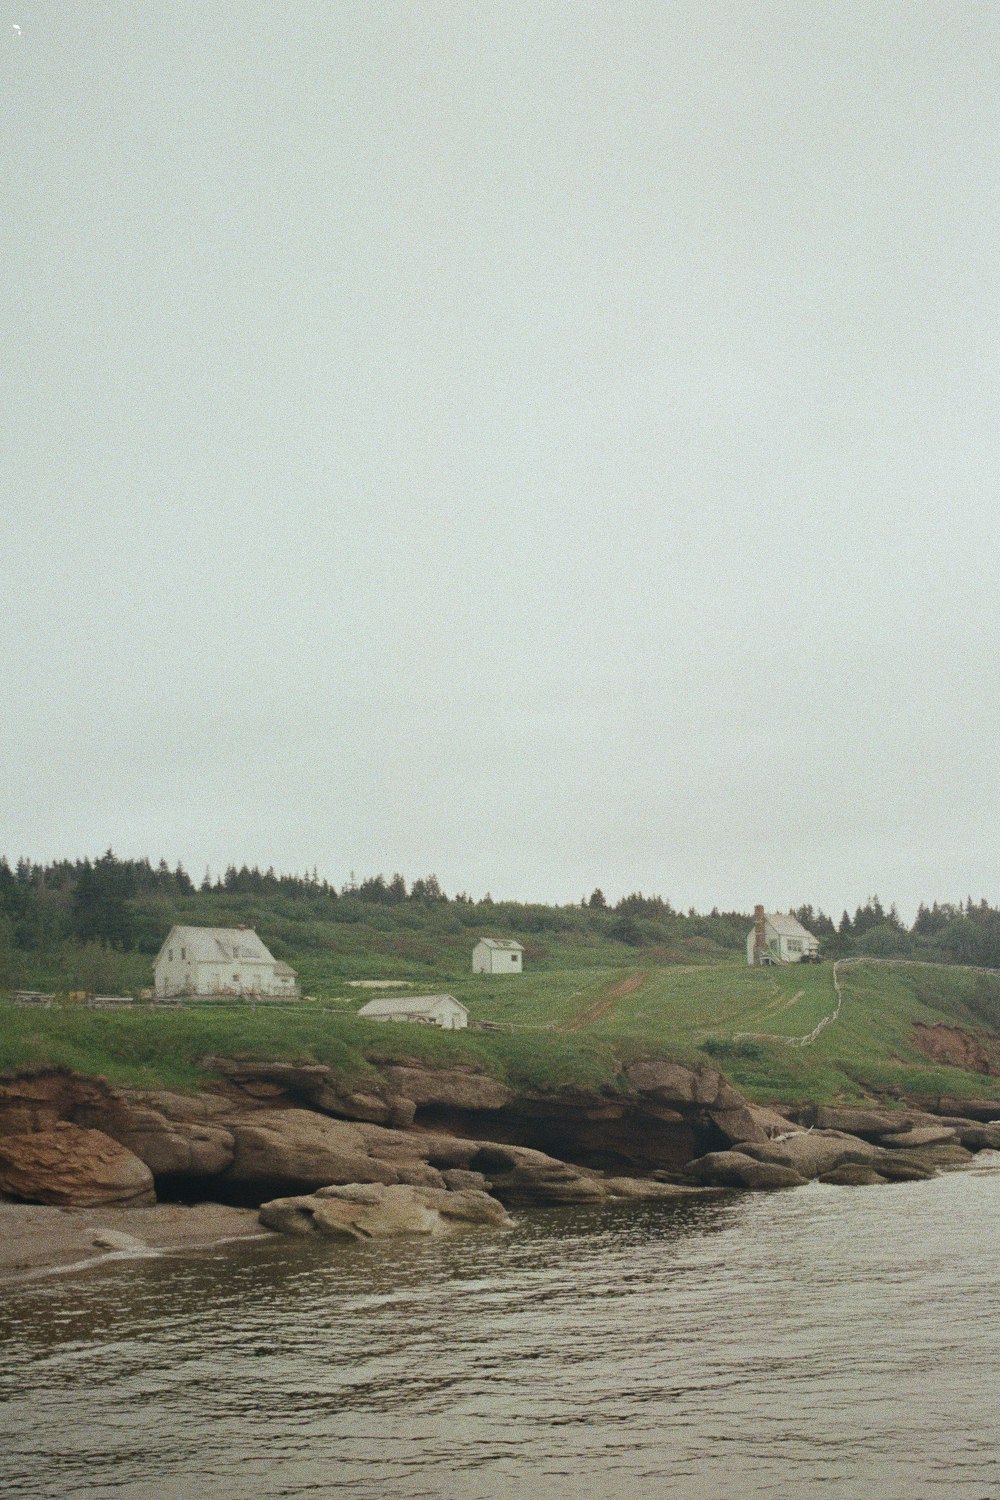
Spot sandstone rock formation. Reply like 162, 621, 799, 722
259, 1182, 512, 1240
683, 1151, 807, 1191
739, 1130, 880, 1179
0, 1122, 154, 1206
1, 1060, 997, 1209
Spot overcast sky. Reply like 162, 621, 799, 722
2, 2, 998, 918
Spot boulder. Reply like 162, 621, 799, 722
312, 1188, 441, 1239
814, 1106, 918, 1139
390, 1161, 447, 1188
819, 1164, 884, 1187
933, 1097, 1000, 1122
356, 1124, 478, 1170
377, 1066, 514, 1112
953, 1121, 1000, 1152
683, 1151, 806, 1191
904, 1142, 974, 1168
739, 1130, 879, 1180
709, 1105, 772, 1147
0, 1123, 155, 1206
441, 1168, 489, 1192
200, 1060, 415, 1127
879, 1125, 957, 1150
471, 1143, 608, 1204
76, 1102, 236, 1178
624, 1059, 726, 1106
742, 1103, 799, 1136
412, 1187, 512, 1227
224, 1110, 400, 1188
256, 1195, 320, 1236
870, 1154, 936, 1182
259, 1182, 512, 1240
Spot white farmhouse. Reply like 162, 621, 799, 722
472, 938, 524, 974
153, 925, 299, 1000
747, 906, 820, 966
356, 994, 468, 1030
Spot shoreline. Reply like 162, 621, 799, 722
0, 1201, 273, 1281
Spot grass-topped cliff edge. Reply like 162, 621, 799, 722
3, 958, 1000, 1108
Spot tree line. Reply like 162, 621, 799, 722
2, 852, 999, 969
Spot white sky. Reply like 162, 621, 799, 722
2, 2, 998, 918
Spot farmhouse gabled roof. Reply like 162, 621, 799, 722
477, 938, 524, 951
357, 993, 467, 1020
762, 913, 817, 940
157, 925, 279, 965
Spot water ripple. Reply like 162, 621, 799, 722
2, 1162, 999, 1499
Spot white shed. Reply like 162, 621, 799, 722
472, 938, 524, 974
153, 925, 299, 1000
356, 993, 468, 1030
747, 907, 820, 966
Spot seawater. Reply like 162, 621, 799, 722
2, 1157, 999, 1500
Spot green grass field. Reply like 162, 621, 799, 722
3, 956, 1000, 1107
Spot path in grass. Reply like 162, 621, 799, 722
734, 963, 845, 1048
560, 970, 649, 1033
732, 956, 1000, 1051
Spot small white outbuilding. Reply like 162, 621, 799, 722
472, 938, 524, 974
747, 907, 820, 966
356, 993, 469, 1030
153, 925, 299, 999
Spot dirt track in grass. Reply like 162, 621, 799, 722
561, 971, 648, 1033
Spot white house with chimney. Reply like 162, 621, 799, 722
747, 907, 820, 965
357, 994, 468, 1029
472, 938, 524, 974
153, 925, 299, 1000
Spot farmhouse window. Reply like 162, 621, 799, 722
168, 949, 173, 961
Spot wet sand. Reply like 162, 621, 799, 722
0, 1201, 272, 1279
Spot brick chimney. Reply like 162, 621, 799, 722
753, 905, 767, 965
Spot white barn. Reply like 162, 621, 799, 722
472, 938, 524, 974
153, 925, 299, 1000
357, 994, 468, 1030
747, 907, 820, 966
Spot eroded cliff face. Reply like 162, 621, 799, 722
4, 1059, 997, 1209
0, 1057, 783, 1207
911, 1022, 1000, 1077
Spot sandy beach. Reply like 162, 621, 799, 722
0, 1200, 272, 1279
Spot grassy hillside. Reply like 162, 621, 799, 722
3, 957, 1000, 1108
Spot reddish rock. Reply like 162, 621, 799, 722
224, 1109, 400, 1188
740, 1130, 879, 1179
0, 1123, 155, 1206
684, 1151, 806, 1190
259, 1182, 511, 1240
378, 1065, 513, 1111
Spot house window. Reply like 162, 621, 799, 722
788, 940, 802, 954
512, 953, 518, 962
168, 949, 173, 961
232, 973, 239, 982
181, 947, 186, 960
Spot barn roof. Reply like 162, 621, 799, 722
357, 993, 467, 1019
762, 913, 817, 940
476, 938, 524, 951
158, 925, 280, 965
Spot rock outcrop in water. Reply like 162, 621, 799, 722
259, 1182, 513, 1239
